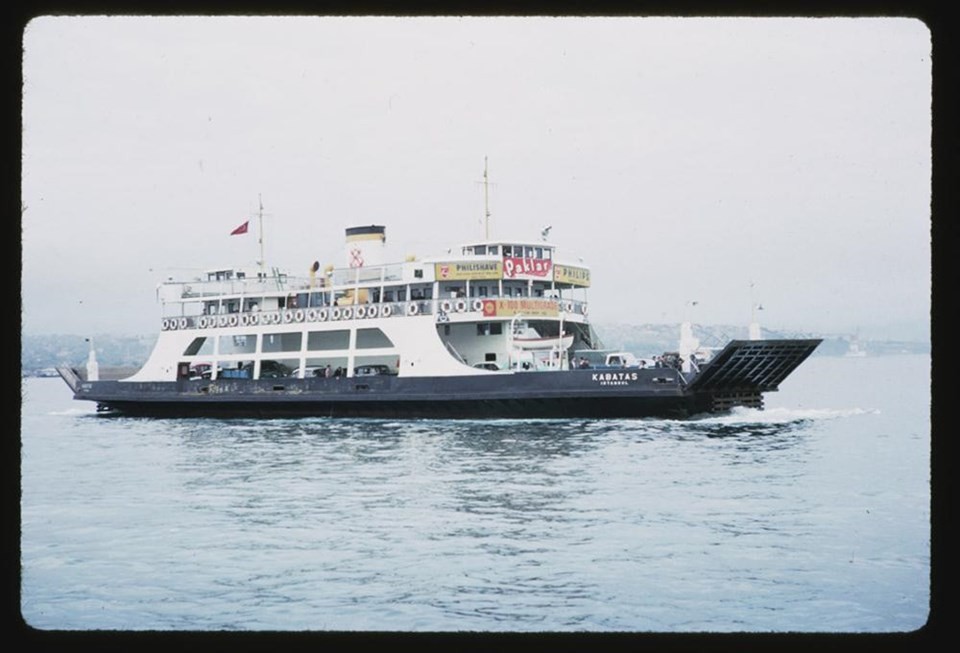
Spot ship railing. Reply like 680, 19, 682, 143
178, 275, 295, 298
329, 264, 404, 287
158, 296, 588, 331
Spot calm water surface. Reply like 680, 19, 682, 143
20, 354, 931, 632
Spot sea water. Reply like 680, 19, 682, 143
19, 354, 931, 632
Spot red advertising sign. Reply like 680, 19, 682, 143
503, 257, 552, 279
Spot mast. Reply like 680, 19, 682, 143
258, 194, 265, 278
483, 157, 491, 240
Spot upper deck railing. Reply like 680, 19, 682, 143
158, 296, 589, 332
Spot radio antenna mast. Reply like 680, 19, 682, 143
257, 194, 266, 278
483, 157, 491, 240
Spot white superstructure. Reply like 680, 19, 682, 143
127, 226, 596, 383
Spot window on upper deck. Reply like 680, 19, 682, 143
488, 245, 498, 255
474, 245, 486, 255
502, 245, 512, 257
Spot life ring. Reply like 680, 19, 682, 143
283, 310, 294, 323
472, 299, 483, 312
407, 302, 419, 316
178, 317, 188, 330
455, 300, 467, 313
369, 305, 379, 318
307, 309, 318, 322
196, 316, 205, 329
240, 314, 249, 326
318, 308, 328, 321
332, 307, 341, 320
341, 307, 353, 320
162, 318, 170, 330
295, 309, 305, 322
228, 315, 238, 327
581, 304, 588, 315
218, 315, 228, 327
249, 313, 259, 325
269, 312, 279, 324
356, 306, 366, 319
381, 304, 392, 318
564, 301, 574, 313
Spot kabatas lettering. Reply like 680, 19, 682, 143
591, 371, 639, 386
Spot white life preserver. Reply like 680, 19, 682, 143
318, 308, 328, 321
565, 301, 574, 313
341, 307, 353, 320
178, 317, 188, 330
295, 309, 305, 322
307, 309, 318, 322
196, 316, 205, 329
283, 310, 294, 323
332, 307, 341, 320
249, 313, 259, 325
407, 302, 419, 316
455, 300, 467, 313
240, 314, 249, 326
218, 315, 228, 327
381, 304, 392, 318
162, 318, 170, 330
356, 306, 366, 319
440, 300, 453, 313
472, 299, 483, 312
581, 303, 588, 315
228, 315, 238, 327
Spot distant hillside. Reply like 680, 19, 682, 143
20, 325, 929, 377
589, 323, 929, 359
21, 334, 157, 376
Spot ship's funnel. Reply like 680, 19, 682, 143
345, 225, 386, 269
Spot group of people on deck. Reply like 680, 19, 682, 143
572, 354, 692, 371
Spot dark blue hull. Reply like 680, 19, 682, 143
63, 339, 821, 420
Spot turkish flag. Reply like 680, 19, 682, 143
230, 221, 249, 235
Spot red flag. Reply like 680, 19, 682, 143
230, 221, 249, 236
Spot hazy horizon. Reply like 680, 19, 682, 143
21, 16, 932, 342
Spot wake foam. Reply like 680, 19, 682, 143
693, 405, 874, 425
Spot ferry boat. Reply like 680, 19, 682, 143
57, 221, 820, 419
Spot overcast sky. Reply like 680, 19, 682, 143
20, 16, 931, 340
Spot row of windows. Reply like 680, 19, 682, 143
463, 244, 554, 259
183, 328, 395, 356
